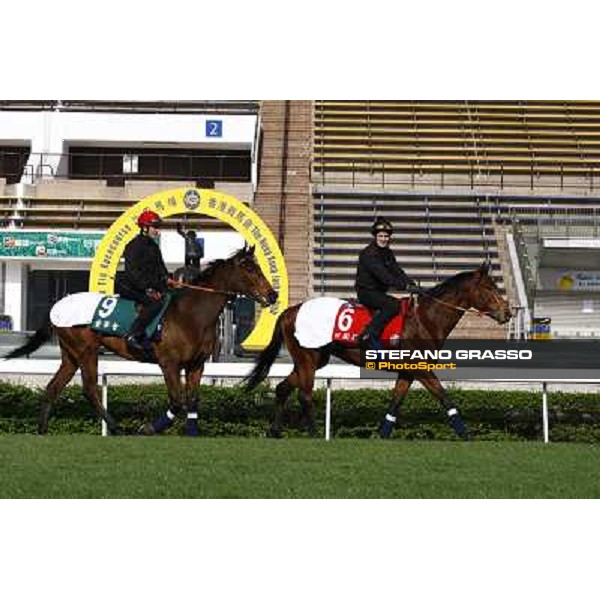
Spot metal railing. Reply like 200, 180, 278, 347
511, 220, 537, 307
0, 356, 593, 443
312, 161, 600, 194
0, 100, 260, 115
0, 150, 252, 185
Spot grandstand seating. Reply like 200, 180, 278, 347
314, 101, 600, 190
313, 191, 600, 292
0, 180, 254, 230
311, 102, 600, 338
313, 191, 501, 296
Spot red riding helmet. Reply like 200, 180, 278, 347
137, 209, 162, 228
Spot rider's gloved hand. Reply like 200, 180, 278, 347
406, 284, 421, 295
146, 289, 163, 302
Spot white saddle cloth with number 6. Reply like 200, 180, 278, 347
294, 297, 347, 348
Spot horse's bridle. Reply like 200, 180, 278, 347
173, 280, 236, 297
413, 288, 504, 318
174, 280, 271, 306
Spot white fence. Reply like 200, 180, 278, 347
0, 358, 594, 442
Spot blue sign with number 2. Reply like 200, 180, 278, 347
206, 120, 223, 137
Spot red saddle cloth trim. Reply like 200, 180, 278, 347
332, 298, 412, 344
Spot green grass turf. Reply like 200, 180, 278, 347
1, 436, 599, 498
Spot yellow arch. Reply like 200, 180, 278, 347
89, 187, 288, 350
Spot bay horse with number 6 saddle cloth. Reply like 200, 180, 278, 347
244, 263, 512, 440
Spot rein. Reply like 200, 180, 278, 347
173, 281, 236, 297
413, 291, 489, 318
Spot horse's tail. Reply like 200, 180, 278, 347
243, 311, 286, 391
4, 314, 52, 359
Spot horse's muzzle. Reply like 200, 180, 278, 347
255, 290, 278, 307
495, 307, 513, 324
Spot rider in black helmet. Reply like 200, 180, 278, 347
355, 217, 419, 349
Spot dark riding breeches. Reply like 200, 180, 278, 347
356, 288, 401, 337
115, 280, 164, 338
117, 290, 163, 338
131, 297, 163, 337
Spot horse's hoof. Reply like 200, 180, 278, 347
379, 427, 393, 439
379, 418, 395, 439
138, 423, 156, 436
267, 428, 283, 439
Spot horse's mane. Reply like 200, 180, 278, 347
197, 258, 227, 282
195, 247, 247, 283
424, 269, 477, 299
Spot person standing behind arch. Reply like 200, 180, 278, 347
176, 221, 204, 269
175, 222, 205, 284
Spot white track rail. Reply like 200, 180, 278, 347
1, 359, 595, 442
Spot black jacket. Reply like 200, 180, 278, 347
355, 241, 411, 293
120, 234, 169, 294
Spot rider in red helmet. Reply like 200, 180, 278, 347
116, 209, 171, 350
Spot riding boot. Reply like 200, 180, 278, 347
358, 318, 383, 351
124, 313, 150, 350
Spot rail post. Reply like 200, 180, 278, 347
542, 382, 549, 443
101, 374, 108, 437
325, 378, 332, 441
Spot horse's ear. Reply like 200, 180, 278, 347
248, 245, 255, 256
479, 261, 490, 275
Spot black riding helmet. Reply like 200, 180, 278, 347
371, 217, 394, 236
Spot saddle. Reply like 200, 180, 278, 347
90, 292, 174, 340
332, 297, 413, 345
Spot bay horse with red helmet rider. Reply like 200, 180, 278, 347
116, 209, 171, 350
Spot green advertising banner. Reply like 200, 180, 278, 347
0, 231, 103, 258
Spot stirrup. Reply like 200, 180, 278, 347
358, 332, 381, 351
124, 333, 144, 350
